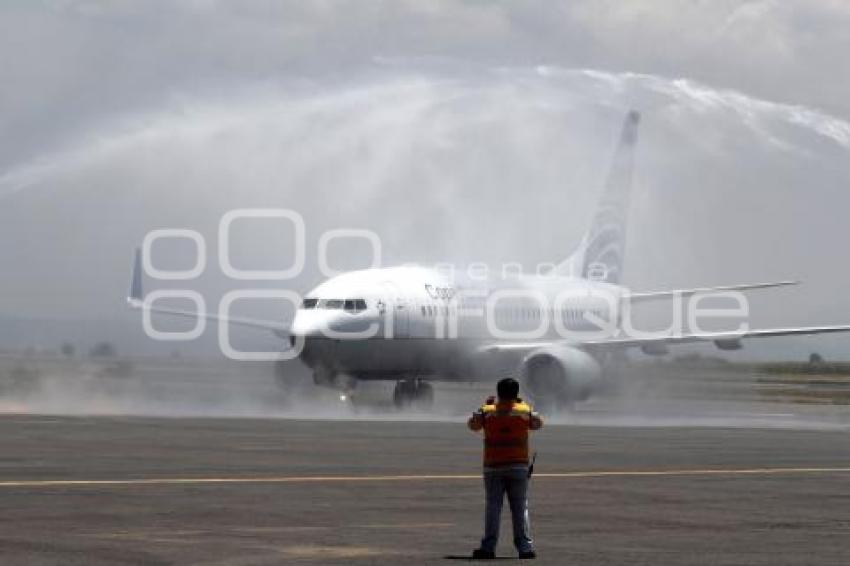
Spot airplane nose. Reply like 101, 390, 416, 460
290, 310, 378, 342
289, 312, 315, 338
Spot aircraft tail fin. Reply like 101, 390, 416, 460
554, 110, 640, 283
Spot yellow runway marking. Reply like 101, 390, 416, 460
1, 467, 850, 488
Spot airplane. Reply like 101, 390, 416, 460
129, 110, 850, 412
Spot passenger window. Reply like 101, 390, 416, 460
302, 298, 318, 309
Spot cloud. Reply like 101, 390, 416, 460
2, 1, 849, 168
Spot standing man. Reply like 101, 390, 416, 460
468, 377, 543, 560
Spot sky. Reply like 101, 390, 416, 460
2, 0, 850, 359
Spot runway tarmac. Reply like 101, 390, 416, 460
1, 414, 848, 565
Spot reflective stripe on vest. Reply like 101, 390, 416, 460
480, 401, 531, 467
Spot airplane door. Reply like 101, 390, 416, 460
382, 282, 410, 339
395, 300, 410, 339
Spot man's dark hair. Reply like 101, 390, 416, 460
497, 377, 520, 400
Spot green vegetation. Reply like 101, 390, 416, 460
757, 362, 850, 376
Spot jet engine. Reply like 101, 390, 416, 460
519, 345, 601, 410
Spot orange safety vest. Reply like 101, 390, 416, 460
479, 400, 535, 468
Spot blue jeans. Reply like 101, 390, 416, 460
480, 467, 534, 553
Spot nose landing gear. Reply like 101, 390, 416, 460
392, 379, 434, 410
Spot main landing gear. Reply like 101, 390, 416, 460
392, 379, 434, 410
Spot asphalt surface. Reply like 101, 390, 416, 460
1, 414, 849, 565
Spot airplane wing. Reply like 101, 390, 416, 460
481, 324, 850, 355
127, 248, 290, 336
625, 280, 798, 302
581, 324, 850, 350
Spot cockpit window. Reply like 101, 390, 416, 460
309, 299, 367, 311
344, 299, 368, 312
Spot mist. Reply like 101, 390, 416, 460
2, 63, 850, 359
3, 2, 850, 424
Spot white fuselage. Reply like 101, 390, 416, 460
291, 265, 621, 381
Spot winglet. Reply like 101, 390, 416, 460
128, 247, 143, 305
